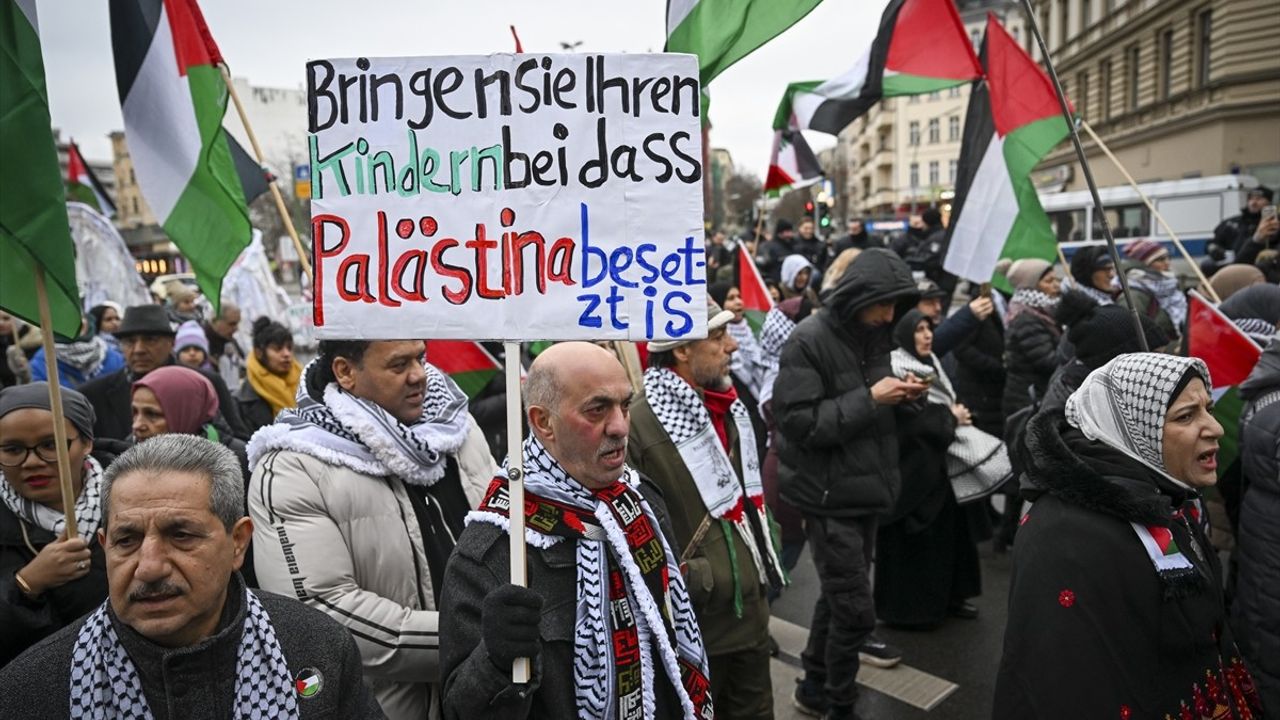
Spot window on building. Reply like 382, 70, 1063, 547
928, 161, 940, 186
928, 118, 940, 144
928, 90, 941, 101
910, 162, 920, 188
949, 159, 958, 184
1076, 70, 1090, 118
1082, 0, 1092, 31
1196, 10, 1212, 87
971, 28, 981, 47
949, 85, 962, 98
130, 168, 135, 185
909, 94, 920, 104
1060, 0, 1071, 45
1100, 59, 1112, 120
948, 116, 960, 141
131, 197, 139, 215
1126, 44, 1141, 110
878, 131, 890, 151
909, 121, 921, 146
1012, 27, 1021, 45
1041, 6, 1052, 54
1158, 27, 1173, 100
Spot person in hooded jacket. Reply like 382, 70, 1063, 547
875, 310, 981, 629
772, 248, 926, 720
1220, 283, 1280, 347
994, 354, 1264, 719
29, 315, 125, 389
1233, 332, 1280, 712
1122, 240, 1185, 341
1001, 259, 1062, 419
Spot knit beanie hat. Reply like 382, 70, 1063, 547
1070, 245, 1114, 286
1124, 239, 1169, 265
1006, 258, 1053, 290
174, 320, 209, 355
1058, 290, 1171, 368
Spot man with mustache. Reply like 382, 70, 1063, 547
440, 342, 713, 720
627, 302, 784, 719
0, 434, 382, 718
246, 340, 497, 720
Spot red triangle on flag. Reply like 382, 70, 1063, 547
736, 244, 774, 315
164, 0, 224, 76
887, 0, 983, 81
1186, 290, 1263, 388
985, 13, 1071, 138
66, 141, 88, 184
424, 340, 502, 399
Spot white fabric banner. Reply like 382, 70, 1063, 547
307, 53, 708, 341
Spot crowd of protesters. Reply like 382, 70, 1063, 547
0, 186, 1275, 719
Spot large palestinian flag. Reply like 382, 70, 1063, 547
773, 0, 981, 135
1186, 289, 1264, 476
666, 0, 823, 89
0, 0, 81, 338
66, 141, 118, 218
425, 340, 502, 399
110, 0, 251, 310
943, 14, 1069, 288
735, 243, 774, 335
764, 127, 823, 197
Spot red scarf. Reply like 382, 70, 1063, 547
701, 384, 739, 453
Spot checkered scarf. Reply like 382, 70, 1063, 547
68, 588, 298, 719
467, 435, 712, 720
725, 320, 765, 398
55, 336, 108, 376
247, 358, 471, 486
1129, 267, 1188, 327
756, 306, 798, 408
1073, 284, 1116, 307
0, 456, 104, 540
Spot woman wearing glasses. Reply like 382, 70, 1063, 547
0, 383, 108, 666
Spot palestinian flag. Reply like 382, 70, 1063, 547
735, 243, 774, 336
66, 141, 117, 217
772, 0, 981, 135
110, 0, 251, 311
943, 14, 1070, 290
0, 0, 81, 338
666, 0, 823, 88
425, 340, 501, 399
1186, 289, 1264, 476
764, 127, 823, 197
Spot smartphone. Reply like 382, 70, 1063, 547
978, 282, 992, 299
1263, 205, 1277, 221
916, 374, 936, 386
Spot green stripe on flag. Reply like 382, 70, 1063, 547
772, 80, 824, 130
998, 115, 1069, 269
450, 369, 498, 399
1213, 386, 1244, 478
744, 309, 767, 338
667, 0, 824, 85
882, 74, 969, 96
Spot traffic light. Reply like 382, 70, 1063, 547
818, 204, 832, 229
804, 200, 816, 214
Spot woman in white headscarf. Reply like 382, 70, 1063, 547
994, 353, 1263, 719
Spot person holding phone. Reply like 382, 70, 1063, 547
1214, 186, 1277, 266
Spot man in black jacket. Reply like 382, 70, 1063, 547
1213, 186, 1276, 266
78, 305, 248, 441
772, 249, 926, 720
756, 219, 796, 283
0, 434, 383, 719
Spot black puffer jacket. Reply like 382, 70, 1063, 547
1234, 337, 1280, 712
1001, 306, 1061, 418
772, 249, 919, 517
951, 312, 1005, 436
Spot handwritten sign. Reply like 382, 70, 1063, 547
306, 53, 707, 341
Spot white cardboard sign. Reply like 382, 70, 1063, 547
306, 53, 708, 341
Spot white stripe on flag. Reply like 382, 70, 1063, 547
667, 0, 698, 34
943, 136, 1019, 282
120, 4, 202, 222
790, 49, 871, 130
15, 0, 39, 31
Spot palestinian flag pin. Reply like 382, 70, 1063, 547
295, 667, 324, 699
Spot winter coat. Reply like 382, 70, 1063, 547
755, 237, 793, 283
438, 479, 685, 720
0, 574, 385, 719
794, 234, 827, 272
994, 410, 1264, 719
29, 345, 125, 388
627, 396, 768, 657
0, 503, 108, 667
885, 398, 957, 529
931, 304, 981, 359
1001, 307, 1061, 418
247, 420, 496, 720
1214, 208, 1263, 256
78, 360, 250, 441
1234, 338, 1280, 711
772, 248, 919, 517
234, 379, 276, 436
950, 313, 1006, 437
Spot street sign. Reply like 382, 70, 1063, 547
293, 164, 311, 199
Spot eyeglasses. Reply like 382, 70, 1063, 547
0, 438, 76, 468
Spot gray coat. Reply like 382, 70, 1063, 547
438, 479, 685, 719
0, 574, 385, 719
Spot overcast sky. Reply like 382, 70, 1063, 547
38, 0, 882, 180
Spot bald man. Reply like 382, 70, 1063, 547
440, 343, 715, 720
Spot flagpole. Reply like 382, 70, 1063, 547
1016, 1, 1148, 352
503, 341, 531, 684
32, 267, 78, 538
218, 66, 314, 284
1079, 120, 1221, 303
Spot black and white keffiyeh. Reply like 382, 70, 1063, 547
1073, 284, 1116, 307
889, 348, 956, 406
1129, 268, 1187, 327
756, 306, 797, 408
641, 368, 783, 589
1065, 353, 1211, 487
247, 358, 471, 486
0, 456, 105, 539
467, 435, 712, 720
1009, 288, 1060, 315
56, 336, 108, 376
68, 589, 298, 719
725, 320, 766, 399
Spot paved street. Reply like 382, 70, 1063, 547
767, 538, 1013, 719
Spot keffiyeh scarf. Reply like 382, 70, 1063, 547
889, 349, 955, 406
756, 307, 797, 407
468, 436, 713, 720
0, 456, 104, 539
68, 589, 298, 719
57, 336, 108, 377
1074, 284, 1116, 307
1065, 353, 1213, 591
642, 368, 785, 603
247, 359, 470, 486
725, 320, 766, 399
1129, 268, 1188, 327
1008, 288, 1060, 318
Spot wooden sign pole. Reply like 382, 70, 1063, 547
503, 341, 531, 684
33, 267, 78, 538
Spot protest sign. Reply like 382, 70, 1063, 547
307, 53, 708, 341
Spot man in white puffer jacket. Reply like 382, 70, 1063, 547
247, 339, 497, 720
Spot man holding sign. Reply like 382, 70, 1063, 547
442, 343, 713, 720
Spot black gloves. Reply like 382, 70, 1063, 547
482, 584, 544, 670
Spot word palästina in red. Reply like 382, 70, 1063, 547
311, 208, 576, 326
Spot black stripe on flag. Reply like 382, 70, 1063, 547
110, 0, 164, 105
227, 134, 270, 204
807, 0, 907, 135
942, 31, 994, 252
